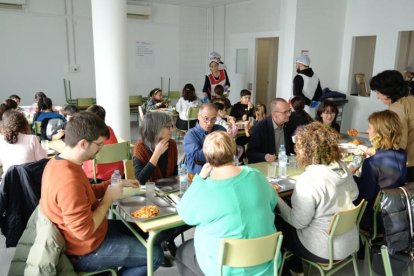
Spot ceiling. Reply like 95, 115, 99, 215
128, 0, 250, 8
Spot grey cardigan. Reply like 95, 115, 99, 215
278, 161, 359, 260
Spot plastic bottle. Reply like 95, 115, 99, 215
179, 163, 189, 195
111, 169, 122, 187
278, 145, 287, 179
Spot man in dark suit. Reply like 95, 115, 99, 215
247, 98, 294, 163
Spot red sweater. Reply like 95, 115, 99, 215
40, 156, 110, 256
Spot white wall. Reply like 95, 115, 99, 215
339, 0, 414, 132
0, 0, 208, 106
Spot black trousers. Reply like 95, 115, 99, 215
275, 214, 329, 274
176, 239, 205, 276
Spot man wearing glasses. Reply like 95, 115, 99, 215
183, 103, 226, 174
39, 112, 163, 274
247, 98, 295, 163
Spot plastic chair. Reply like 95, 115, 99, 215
168, 90, 181, 105
281, 200, 367, 276
123, 159, 136, 180
92, 141, 130, 183
187, 106, 199, 130
359, 193, 383, 276
34, 121, 42, 136
218, 232, 283, 276
76, 98, 95, 110
380, 245, 394, 276
129, 95, 143, 124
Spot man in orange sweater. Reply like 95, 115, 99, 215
39, 112, 163, 275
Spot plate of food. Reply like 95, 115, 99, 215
116, 195, 176, 222
267, 177, 296, 192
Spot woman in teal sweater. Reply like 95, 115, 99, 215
176, 131, 278, 276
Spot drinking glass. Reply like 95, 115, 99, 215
267, 162, 278, 178
146, 182, 156, 204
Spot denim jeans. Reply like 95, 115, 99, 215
72, 220, 164, 276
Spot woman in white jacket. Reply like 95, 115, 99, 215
276, 122, 358, 275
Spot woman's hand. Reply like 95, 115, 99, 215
199, 163, 212, 179
153, 138, 169, 157
120, 179, 140, 188
265, 154, 276, 162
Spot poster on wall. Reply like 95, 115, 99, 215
136, 41, 154, 68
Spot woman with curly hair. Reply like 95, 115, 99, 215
370, 69, 414, 182
276, 122, 358, 275
353, 110, 407, 231
0, 110, 46, 178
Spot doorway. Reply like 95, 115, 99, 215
255, 37, 279, 109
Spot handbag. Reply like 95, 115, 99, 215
371, 185, 414, 275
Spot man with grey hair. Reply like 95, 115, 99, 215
293, 54, 322, 115
247, 98, 294, 163
183, 103, 226, 174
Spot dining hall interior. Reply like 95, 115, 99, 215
1, 0, 414, 275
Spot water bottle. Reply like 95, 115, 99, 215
111, 169, 122, 187
278, 145, 287, 179
179, 163, 189, 195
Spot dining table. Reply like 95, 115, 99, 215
112, 161, 304, 275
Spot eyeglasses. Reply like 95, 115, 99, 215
200, 116, 216, 123
91, 141, 104, 148
274, 110, 292, 115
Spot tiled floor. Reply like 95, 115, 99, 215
0, 121, 412, 275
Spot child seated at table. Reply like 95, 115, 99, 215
50, 104, 79, 141
213, 102, 238, 138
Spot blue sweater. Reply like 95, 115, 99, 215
183, 123, 225, 174
354, 149, 407, 230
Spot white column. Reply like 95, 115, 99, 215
277, 0, 297, 100
91, 0, 130, 141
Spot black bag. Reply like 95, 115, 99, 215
371, 245, 410, 275
371, 185, 414, 275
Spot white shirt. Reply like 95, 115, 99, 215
0, 133, 47, 179
176, 97, 201, 120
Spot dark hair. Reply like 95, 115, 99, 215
240, 89, 251, 97
86, 105, 106, 121
213, 102, 225, 111
64, 111, 109, 147
370, 70, 409, 103
4, 99, 17, 110
214, 85, 224, 96
149, 88, 162, 98
0, 110, 29, 144
37, 97, 53, 111
34, 91, 46, 101
315, 100, 338, 122
290, 96, 305, 111
9, 94, 21, 101
63, 104, 79, 116
182, 83, 197, 102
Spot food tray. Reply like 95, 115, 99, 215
267, 177, 296, 192
116, 195, 177, 222
156, 177, 179, 193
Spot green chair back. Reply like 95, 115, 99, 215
218, 232, 283, 276
34, 121, 42, 136
168, 90, 181, 100
380, 245, 394, 276
92, 141, 130, 182
187, 106, 199, 130
291, 200, 367, 276
129, 95, 143, 105
77, 98, 95, 110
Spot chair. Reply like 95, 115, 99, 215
187, 106, 199, 130
34, 121, 42, 136
92, 141, 130, 183
129, 95, 143, 124
168, 90, 181, 105
76, 98, 95, 110
123, 159, 136, 180
359, 194, 383, 276
281, 200, 367, 276
218, 232, 283, 276
63, 78, 77, 105
380, 245, 394, 276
